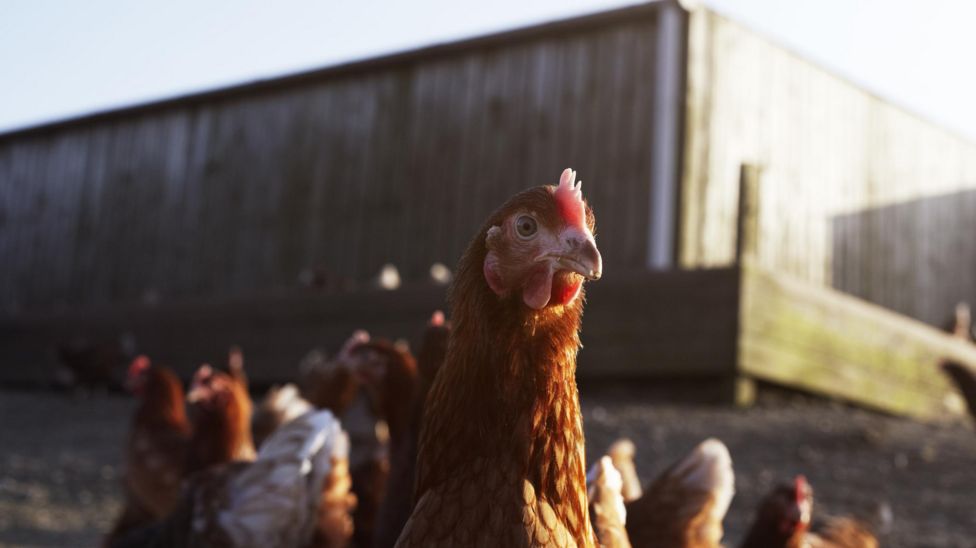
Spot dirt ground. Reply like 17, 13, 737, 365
0, 386, 974, 548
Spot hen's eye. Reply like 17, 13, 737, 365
515, 215, 538, 239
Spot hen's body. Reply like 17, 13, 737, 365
398, 172, 601, 547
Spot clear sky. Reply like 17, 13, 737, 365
1, 0, 974, 140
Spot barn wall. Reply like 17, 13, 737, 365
0, 10, 662, 314
679, 8, 976, 326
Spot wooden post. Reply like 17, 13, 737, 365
735, 163, 761, 264
732, 163, 761, 407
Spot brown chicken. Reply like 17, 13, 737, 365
342, 338, 418, 548
185, 364, 257, 473
614, 438, 735, 548
104, 356, 190, 545
374, 311, 452, 547
300, 331, 370, 414
740, 475, 879, 548
397, 168, 603, 547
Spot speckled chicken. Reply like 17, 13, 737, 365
396, 168, 603, 547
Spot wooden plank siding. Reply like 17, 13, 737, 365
679, 7, 976, 327
0, 8, 663, 316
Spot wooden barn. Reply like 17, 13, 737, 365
2, 0, 975, 417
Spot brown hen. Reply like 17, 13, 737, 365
185, 364, 257, 474
397, 168, 603, 547
599, 438, 734, 548
345, 338, 418, 548
104, 356, 190, 545
740, 475, 879, 548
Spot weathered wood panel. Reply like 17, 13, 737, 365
0, 9, 662, 315
0, 269, 739, 385
739, 263, 976, 419
680, 7, 976, 327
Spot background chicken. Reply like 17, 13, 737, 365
739, 475, 880, 548
54, 333, 136, 393
397, 168, 603, 547
374, 311, 451, 548
114, 410, 354, 548
252, 383, 314, 448
185, 364, 257, 474
104, 356, 190, 545
586, 456, 631, 548
300, 331, 369, 415
609, 437, 735, 548
344, 337, 418, 548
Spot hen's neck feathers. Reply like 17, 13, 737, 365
417, 218, 592, 545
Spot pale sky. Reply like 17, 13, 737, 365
1, 0, 974, 140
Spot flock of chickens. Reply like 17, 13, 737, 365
96, 170, 976, 547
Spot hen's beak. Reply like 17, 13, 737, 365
546, 226, 602, 281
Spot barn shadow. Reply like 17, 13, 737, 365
830, 188, 976, 328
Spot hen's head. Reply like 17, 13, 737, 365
479, 168, 602, 311
187, 365, 251, 419
125, 355, 152, 395
756, 475, 813, 539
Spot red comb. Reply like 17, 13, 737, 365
128, 355, 150, 376
430, 310, 445, 327
794, 475, 808, 503
554, 168, 586, 228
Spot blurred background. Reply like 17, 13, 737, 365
1, 1, 975, 546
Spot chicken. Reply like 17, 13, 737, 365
300, 331, 370, 415
942, 360, 976, 423
739, 476, 811, 548
113, 410, 355, 548
617, 438, 734, 548
396, 168, 603, 547
606, 439, 643, 503
252, 383, 314, 448
374, 311, 451, 547
341, 338, 418, 548
54, 333, 135, 392
185, 364, 257, 474
586, 457, 631, 548
945, 302, 973, 341
740, 475, 879, 548
104, 356, 190, 545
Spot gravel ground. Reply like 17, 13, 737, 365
1, 387, 974, 547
